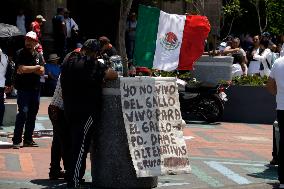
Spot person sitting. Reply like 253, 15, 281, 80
99, 36, 117, 57
45, 54, 61, 96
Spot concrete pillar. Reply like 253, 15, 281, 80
90, 79, 158, 189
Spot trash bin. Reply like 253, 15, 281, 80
90, 78, 158, 188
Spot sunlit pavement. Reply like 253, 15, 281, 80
0, 97, 279, 189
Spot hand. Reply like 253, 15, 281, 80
4, 86, 12, 94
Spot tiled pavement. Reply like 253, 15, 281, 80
0, 98, 279, 189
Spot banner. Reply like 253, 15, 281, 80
120, 77, 190, 177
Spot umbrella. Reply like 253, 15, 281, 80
0, 23, 22, 38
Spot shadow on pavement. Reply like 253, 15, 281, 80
31, 179, 94, 189
247, 165, 278, 181
31, 179, 66, 189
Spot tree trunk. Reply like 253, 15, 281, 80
117, 0, 133, 76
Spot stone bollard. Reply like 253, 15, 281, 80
3, 102, 17, 126
90, 78, 158, 189
193, 55, 234, 85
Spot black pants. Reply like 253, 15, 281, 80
278, 110, 284, 184
12, 90, 40, 144
65, 113, 96, 187
48, 105, 70, 173
272, 124, 278, 160
0, 87, 5, 126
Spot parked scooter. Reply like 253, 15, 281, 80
178, 78, 229, 123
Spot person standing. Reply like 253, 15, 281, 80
126, 12, 137, 60
30, 15, 46, 42
48, 76, 68, 180
266, 56, 284, 189
52, 8, 67, 62
12, 31, 45, 149
45, 54, 61, 96
64, 8, 79, 52
0, 48, 13, 128
61, 39, 118, 187
16, 10, 26, 35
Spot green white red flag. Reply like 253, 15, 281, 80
134, 5, 211, 71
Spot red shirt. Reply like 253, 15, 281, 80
30, 21, 41, 39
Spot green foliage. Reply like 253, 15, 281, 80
231, 75, 268, 86
267, 0, 284, 35
223, 0, 245, 18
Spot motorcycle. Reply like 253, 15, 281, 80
178, 78, 229, 123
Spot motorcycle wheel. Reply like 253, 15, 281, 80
198, 95, 224, 123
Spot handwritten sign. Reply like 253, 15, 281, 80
120, 77, 190, 177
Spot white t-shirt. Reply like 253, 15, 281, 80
254, 48, 272, 77
269, 57, 284, 110
0, 50, 8, 88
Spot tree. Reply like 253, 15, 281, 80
221, 0, 245, 39
184, 0, 205, 15
117, 0, 133, 76
248, 0, 268, 34
266, 0, 284, 35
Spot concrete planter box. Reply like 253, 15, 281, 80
193, 55, 233, 85
222, 85, 276, 124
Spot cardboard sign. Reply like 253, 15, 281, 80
120, 77, 190, 177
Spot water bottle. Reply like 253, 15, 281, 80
110, 55, 123, 77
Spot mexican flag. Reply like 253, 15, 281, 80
134, 5, 211, 71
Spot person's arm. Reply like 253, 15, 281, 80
34, 66, 45, 76
266, 77, 277, 95
17, 65, 41, 74
253, 49, 269, 61
104, 68, 118, 81
223, 47, 240, 55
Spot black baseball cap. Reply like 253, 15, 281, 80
82, 39, 100, 52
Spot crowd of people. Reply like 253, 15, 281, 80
208, 32, 284, 78
0, 7, 283, 189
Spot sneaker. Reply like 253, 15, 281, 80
13, 143, 21, 149
23, 140, 39, 147
270, 158, 279, 165
49, 170, 65, 180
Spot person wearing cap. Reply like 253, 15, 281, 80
45, 54, 61, 96
60, 39, 118, 187
30, 15, 46, 41
99, 36, 117, 57
12, 31, 45, 149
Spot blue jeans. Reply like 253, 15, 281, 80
12, 90, 40, 144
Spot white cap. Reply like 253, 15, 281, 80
25, 31, 38, 42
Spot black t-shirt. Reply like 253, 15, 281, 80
14, 48, 44, 90
60, 52, 108, 116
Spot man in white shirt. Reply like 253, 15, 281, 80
0, 48, 13, 128
266, 56, 284, 189
64, 8, 79, 52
